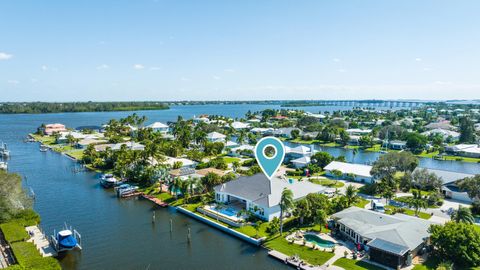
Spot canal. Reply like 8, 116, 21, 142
0, 104, 478, 269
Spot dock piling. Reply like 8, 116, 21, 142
187, 227, 191, 243
170, 219, 173, 232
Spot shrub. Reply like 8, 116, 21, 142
0, 221, 29, 243
11, 242, 61, 270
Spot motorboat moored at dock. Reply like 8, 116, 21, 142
115, 183, 139, 197
0, 161, 7, 171
0, 142, 10, 157
100, 174, 119, 188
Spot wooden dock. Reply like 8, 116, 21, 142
142, 194, 168, 207
25, 226, 57, 257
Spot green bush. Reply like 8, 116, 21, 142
11, 242, 61, 270
0, 221, 29, 243
14, 209, 41, 226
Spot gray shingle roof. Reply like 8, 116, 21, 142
368, 238, 409, 256
214, 173, 325, 208
414, 167, 474, 185
331, 207, 435, 252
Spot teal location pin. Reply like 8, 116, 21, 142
255, 137, 285, 180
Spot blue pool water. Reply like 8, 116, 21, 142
304, 234, 336, 248
216, 207, 237, 217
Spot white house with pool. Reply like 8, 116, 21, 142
213, 173, 326, 221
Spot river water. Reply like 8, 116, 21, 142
0, 104, 478, 270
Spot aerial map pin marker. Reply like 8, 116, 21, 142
254, 136, 285, 180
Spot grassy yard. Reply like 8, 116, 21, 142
333, 258, 385, 270
289, 138, 321, 144
385, 206, 431, 220
364, 144, 382, 152
10, 241, 61, 270
354, 198, 370, 208
309, 178, 345, 188
222, 157, 240, 164
66, 149, 84, 160
264, 235, 335, 266
0, 222, 29, 243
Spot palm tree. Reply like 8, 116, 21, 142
168, 178, 181, 199
279, 188, 294, 235
408, 190, 427, 217
345, 185, 358, 207
451, 206, 475, 224
314, 209, 327, 233
253, 221, 262, 238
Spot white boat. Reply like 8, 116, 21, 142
100, 174, 119, 188
40, 145, 49, 152
0, 142, 10, 157
116, 184, 139, 197
0, 161, 7, 171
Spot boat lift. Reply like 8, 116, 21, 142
50, 223, 82, 253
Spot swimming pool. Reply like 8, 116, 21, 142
304, 234, 335, 248
215, 207, 237, 217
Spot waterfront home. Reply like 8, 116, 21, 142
229, 121, 250, 130
146, 122, 169, 134
346, 128, 372, 136
169, 167, 199, 180
94, 142, 145, 152
290, 156, 311, 168
192, 116, 210, 124
273, 127, 301, 139
228, 144, 254, 157
421, 128, 460, 140
76, 138, 108, 149
250, 127, 274, 135
324, 161, 373, 183
384, 140, 407, 150
56, 131, 104, 144
285, 145, 314, 162
164, 156, 198, 169
445, 144, 480, 158
225, 140, 239, 149
43, 123, 67, 135
304, 112, 326, 119
331, 206, 435, 269
414, 167, 475, 203
206, 132, 226, 143
213, 174, 325, 221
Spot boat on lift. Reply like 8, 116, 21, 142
40, 144, 49, 152
115, 183, 139, 197
0, 142, 10, 157
0, 161, 7, 171
50, 223, 82, 253
100, 174, 119, 188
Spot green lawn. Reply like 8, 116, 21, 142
364, 144, 382, 152
385, 206, 431, 220
309, 178, 345, 188
354, 198, 370, 209
289, 138, 321, 144
222, 157, 240, 164
67, 149, 84, 160
333, 258, 385, 270
10, 242, 61, 270
0, 221, 29, 243
264, 236, 335, 266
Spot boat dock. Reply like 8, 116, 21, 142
268, 250, 326, 270
25, 226, 57, 257
142, 194, 168, 207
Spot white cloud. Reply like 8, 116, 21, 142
213, 75, 221, 80
415, 58, 422, 62
41, 65, 48, 71
423, 67, 432, 71
333, 58, 341, 62
150, 66, 161, 71
0, 52, 13, 60
96, 64, 110, 70
7, 80, 20, 85
337, 68, 347, 73
224, 68, 235, 73
180, 77, 190, 81
133, 64, 145, 70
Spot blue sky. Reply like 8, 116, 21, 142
1, 0, 479, 101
